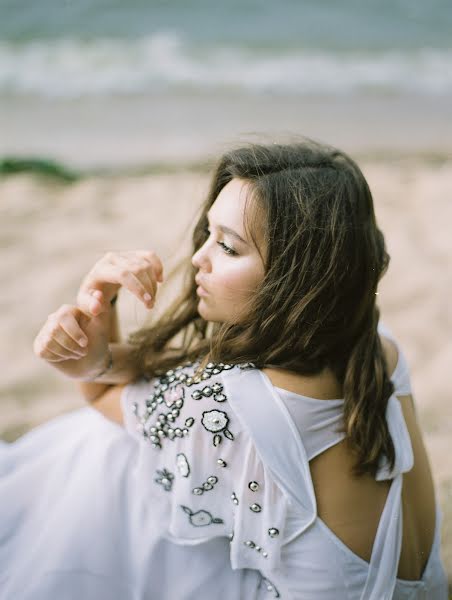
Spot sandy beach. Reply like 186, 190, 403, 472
0, 153, 451, 580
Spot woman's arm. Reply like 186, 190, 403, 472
34, 250, 163, 412
76, 303, 139, 403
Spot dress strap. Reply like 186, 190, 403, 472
360, 394, 414, 599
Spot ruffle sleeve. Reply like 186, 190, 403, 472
119, 362, 290, 591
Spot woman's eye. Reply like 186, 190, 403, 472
218, 241, 237, 256
203, 225, 237, 256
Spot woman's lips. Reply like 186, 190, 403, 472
196, 285, 209, 297
195, 276, 209, 296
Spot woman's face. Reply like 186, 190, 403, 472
191, 178, 265, 324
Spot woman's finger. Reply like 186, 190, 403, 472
139, 270, 157, 305
120, 270, 154, 307
140, 251, 164, 283
38, 345, 76, 363
58, 312, 89, 349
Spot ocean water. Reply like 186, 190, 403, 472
0, 0, 451, 98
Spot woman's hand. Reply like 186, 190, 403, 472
76, 250, 164, 316
33, 304, 110, 380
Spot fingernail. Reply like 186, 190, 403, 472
79, 338, 87, 347
144, 293, 152, 303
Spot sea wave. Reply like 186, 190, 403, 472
0, 32, 451, 97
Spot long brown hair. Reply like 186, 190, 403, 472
128, 139, 395, 477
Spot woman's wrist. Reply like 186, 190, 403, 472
92, 346, 114, 380
81, 343, 139, 385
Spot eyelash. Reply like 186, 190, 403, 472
203, 226, 238, 256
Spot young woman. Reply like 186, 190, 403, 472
1, 140, 448, 599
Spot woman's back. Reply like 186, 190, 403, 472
263, 333, 438, 583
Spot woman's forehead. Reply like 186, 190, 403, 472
210, 178, 266, 256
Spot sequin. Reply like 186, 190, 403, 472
211, 383, 223, 393
217, 459, 227, 467
185, 417, 195, 427
214, 393, 227, 402
191, 390, 202, 401
192, 487, 203, 495
268, 528, 279, 538
176, 453, 190, 477
207, 476, 218, 484
250, 503, 262, 513
244, 540, 255, 548
201, 386, 213, 397
231, 492, 239, 505
248, 481, 259, 492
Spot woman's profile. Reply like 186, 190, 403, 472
1, 139, 448, 599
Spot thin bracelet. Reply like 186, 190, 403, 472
93, 346, 113, 379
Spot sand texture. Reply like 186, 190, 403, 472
0, 159, 451, 578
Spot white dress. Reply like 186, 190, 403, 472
0, 325, 448, 599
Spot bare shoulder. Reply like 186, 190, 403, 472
90, 384, 127, 426
263, 333, 399, 399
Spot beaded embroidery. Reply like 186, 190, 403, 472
176, 453, 191, 477
154, 468, 174, 492
201, 409, 234, 446
192, 475, 219, 496
180, 505, 224, 527
133, 361, 245, 449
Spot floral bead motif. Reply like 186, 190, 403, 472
180, 505, 224, 527
201, 409, 234, 446
176, 453, 191, 478
154, 468, 174, 491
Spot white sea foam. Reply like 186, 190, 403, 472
0, 32, 451, 98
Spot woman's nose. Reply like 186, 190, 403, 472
191, 243, 211, 271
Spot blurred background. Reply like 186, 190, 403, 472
0, 0, 451, 583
